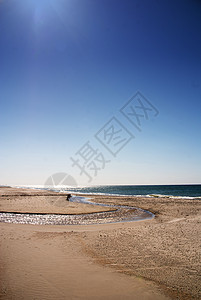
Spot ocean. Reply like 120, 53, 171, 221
65, 184, 201, 199
9, 184, 201, 199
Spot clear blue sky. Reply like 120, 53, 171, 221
0, 0, 201, 186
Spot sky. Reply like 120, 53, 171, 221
0, 0, 201, 187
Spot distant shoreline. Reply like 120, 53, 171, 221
2, 183, 201, 199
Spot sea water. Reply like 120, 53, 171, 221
65, 184, 201, 198
8, 184, 201, 199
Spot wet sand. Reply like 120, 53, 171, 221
0, 187, 200, 299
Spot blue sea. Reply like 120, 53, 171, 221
10, 184, 201, 199
66, 184, 201, 199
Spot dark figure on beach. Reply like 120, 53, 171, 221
66, 194, 71, 201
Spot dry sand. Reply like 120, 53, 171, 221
0, 187, 200, 300
0, 187, 113, 214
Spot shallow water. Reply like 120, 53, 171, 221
0, 196, 154, 225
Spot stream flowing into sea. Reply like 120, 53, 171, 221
0, 184, 200, 226
0, 195, 154, 225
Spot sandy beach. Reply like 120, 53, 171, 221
0, 187, 200, 300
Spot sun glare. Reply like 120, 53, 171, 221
20, 0, 55, 24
